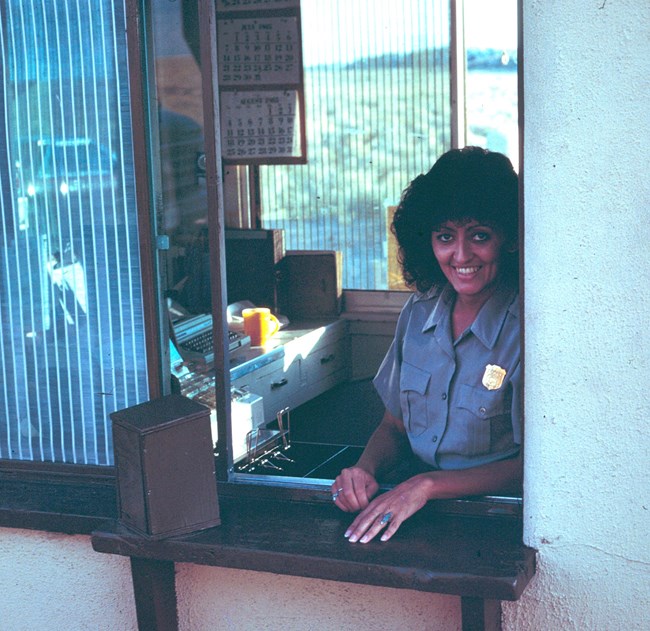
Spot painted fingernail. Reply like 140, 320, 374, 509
344, 530, 351, 538
348, 534, 358, 543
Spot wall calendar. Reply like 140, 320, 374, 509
218, 16, 300, 86
217, 2, 305, 164
221, 90, 301, 161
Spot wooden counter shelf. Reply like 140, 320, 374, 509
91, 496, 536, 631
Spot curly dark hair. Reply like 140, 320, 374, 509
391, 146, 519, 293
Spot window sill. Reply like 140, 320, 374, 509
342, 289, 409, 316
0, 463, 117, 534
0, 457, 533, 600
91, 496, 535, 602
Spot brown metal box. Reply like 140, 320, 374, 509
111, 394, 220, 539
278, 250, 343, 319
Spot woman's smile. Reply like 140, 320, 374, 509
454, 265, 481, 275
431, 220, 507, 300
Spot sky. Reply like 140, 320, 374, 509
300, 0, 518, 66
154, 0, 518, 62
463, 0, 517, 49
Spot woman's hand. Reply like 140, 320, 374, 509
331, 466, 380, 513
343, 474, 433, 544
331, 409, 409, 513
340, 455, 522, 543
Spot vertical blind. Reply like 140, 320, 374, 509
0, 0, 148, 465
261, 0, 451, 290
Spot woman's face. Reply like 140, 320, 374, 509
431, 220, 507, 298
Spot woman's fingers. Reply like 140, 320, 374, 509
378, 515, 401, 542
344, 478, 430, 543
331, 468, 378, 512
345, 504, 401, 543
349, 471, 378, 510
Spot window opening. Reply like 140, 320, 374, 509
149, 0, 520, 501
463, 0, 519, 169
224, 1, 520, 493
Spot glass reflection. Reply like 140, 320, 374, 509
0, 0, 148, 465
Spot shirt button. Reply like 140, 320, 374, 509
479, 406, 487, 415
441, 393, 447, 400
432, 435, 438, 443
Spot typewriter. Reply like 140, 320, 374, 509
173, 313, 250, 363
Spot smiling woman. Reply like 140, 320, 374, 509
332, 147, 521, 544
393, 147, 519, 294
431, 220, 507, 308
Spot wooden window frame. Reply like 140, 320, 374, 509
1, 4, 533, 630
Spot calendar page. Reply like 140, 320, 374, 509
220, 90, 303, 162
218, 16, 301, 86
216, 2, 306, 164
216, 0, 299, 11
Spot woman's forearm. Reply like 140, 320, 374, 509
417, 453, 523, 501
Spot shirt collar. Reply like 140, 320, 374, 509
470, 283, 518, 349
412, 284, 442, 304
421, 284, 455, 332
421, 282, 518, 349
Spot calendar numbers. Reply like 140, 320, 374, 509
221, 91, 300, 160
218, 17, 300, 86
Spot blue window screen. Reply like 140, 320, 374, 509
0, 0, 148, 465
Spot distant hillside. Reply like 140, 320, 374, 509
331, 47, 517, 72
467, 48, 517, 71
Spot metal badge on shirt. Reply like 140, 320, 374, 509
482, 364, 506, 390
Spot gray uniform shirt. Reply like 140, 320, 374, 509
373, 282, 521, 470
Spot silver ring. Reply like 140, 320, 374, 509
332, 487, 344, 502
380, 512, 393, 525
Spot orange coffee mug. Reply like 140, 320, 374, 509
242, 307, 280, 346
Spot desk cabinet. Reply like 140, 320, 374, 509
231, 319, 349, 424
231, 355, 301, 423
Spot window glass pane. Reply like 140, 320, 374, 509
464, 0, 518, 169
260, 0, 451, 290
0, 0, 148, 465
151, 0, 210, 313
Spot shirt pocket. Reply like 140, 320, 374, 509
455, 384, 507, 455
399, 362, 431, 436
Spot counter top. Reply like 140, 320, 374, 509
92, 495, 535, 601
229, 318, 344, 380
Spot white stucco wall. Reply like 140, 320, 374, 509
509, 0, 650, 628
0, 528, 136, 630
1, 1, 649, 630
